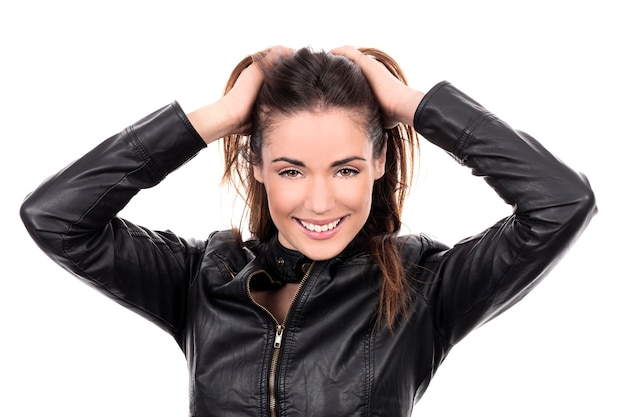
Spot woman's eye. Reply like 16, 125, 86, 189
280, 169, 301, 178
337, 168, 359, 177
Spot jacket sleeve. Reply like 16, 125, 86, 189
412, 81, 597, 346
20, 102, 207, 342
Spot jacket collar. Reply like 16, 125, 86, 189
253, 232, 369, 285
260, 234, 313, 284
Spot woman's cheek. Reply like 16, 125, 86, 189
341, 178, 373, 211
267, 179, 303, 214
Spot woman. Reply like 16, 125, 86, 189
20, 45, 596, 416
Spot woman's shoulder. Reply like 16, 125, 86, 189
398, 233, 450, 266
204, 229, 259, 266
395, 233, 450, 289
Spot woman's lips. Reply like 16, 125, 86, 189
295, 216, 346, 239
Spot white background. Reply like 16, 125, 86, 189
1, 0, 623, 415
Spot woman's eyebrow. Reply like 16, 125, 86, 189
271, 156, 366, 167
271, 157, 305, 166
330, 156, 366, 167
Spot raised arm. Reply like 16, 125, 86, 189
20, 102, 207, 341
19, 48, 288, 342
414, 82, 596, 344
332, 46, 597, 345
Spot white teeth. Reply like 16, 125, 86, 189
300, 218, 341, 232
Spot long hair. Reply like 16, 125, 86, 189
221, 47, 419, 329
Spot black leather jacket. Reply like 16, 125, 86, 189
21, 81, 596, 416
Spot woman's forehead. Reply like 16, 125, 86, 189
261, 110, 371, 157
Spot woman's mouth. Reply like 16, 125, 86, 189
295, 216, 347, 240
298, 218, 343, 233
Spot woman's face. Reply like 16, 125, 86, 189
253, 110, 386, 261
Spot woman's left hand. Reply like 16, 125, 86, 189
330, 46, 424, 128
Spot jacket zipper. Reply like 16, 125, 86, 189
246, 261, 316, 417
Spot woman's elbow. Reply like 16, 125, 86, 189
20, 191, 64, 258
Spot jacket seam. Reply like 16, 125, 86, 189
446, 224, 534, 340
413, 80, 449, 129
410, 234, 450, 349
128, 125, 168, 181
454, 111, 495, 159
363, 324, 375, 417
60, 168, 178, 334
278, 263, 323, 415
171, 100, 207, 148
445, 112, 533, 338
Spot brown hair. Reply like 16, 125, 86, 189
221, 47, 419, 328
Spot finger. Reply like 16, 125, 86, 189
241, 45, 294, 89
252, 45, 294, 68
329, 46, 362, 63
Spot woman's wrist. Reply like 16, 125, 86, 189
394, 88, 425, 127
186, 100, 237, 145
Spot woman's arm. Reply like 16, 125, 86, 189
332, 46, 597, 345
413, 82, 596, 344
19, 49, 286, 343
20, 102, 208, 342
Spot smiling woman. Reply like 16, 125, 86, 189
223, 47, 419, 330
252, 110, 386, 262
20, 45, 596, 417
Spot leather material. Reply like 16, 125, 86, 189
21, 81, 597, 416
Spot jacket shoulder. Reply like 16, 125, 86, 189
398, 233, 449, 283
398, 233, 449, 261
204, 229, 259, 275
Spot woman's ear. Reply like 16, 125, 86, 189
374, 142, 387, 180
253, 164, 265, 183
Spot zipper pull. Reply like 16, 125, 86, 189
274, 325, 285, 348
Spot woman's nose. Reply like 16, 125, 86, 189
304, 178, 335, 214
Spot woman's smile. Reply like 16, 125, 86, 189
295, 216, 346, 239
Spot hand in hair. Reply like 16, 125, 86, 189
187, 46, 293, 144
330, 46, 425, 128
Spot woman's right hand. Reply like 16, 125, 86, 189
330, 46, 424, 128
187, 46, 293, 144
